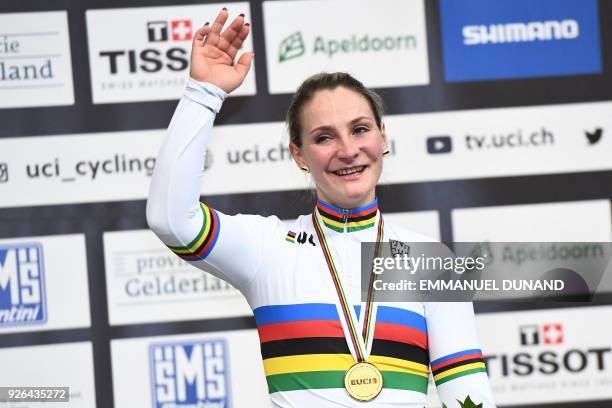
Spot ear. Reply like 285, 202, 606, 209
380, 121, 389, 152
289, 142, 308, 170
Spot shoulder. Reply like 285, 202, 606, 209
217, 211, 311, 237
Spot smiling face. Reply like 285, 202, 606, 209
289, 86, 388, 209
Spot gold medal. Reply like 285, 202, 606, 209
344, 361, 384, 401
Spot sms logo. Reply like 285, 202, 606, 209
0, 243, 47, 327
150, 339, 231, 408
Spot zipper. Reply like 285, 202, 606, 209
343, 209, 349, 233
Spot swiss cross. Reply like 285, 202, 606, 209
543, 323, 563, 345
171, 19, 192, 41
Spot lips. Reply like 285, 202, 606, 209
332, 165, 366, 176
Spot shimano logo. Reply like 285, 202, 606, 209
463, 20, 579, 45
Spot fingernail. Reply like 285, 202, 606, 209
222, 7, 227, 11
239, 13, 245, 17
244, 22, 250, 26
204, 22, 209, 26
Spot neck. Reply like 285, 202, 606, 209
316, 191, 376, 210
316, 196, 378, 212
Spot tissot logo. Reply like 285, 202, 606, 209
426, 136, 452, 154
585, 128, 603, 145
486, 321, 610, 378
86, 4, 255, 103
0, 243, 47, 327
98, 19, 190, 75
519, 324, 540, 346
543, 323, 563, 345
520, 323, 563, 346
147, 20, 193, 42
150, 339, 230, 407
439, 0, 602, 82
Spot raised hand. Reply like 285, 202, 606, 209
190, 9, 252, 94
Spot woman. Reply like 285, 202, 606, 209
147, 9, 495, 408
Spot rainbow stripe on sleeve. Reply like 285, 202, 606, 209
254, 303, 430, 395
166, 202, 220, 261
431, 349, 487, 386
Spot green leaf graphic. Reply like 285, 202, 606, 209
279, 32, 306, 63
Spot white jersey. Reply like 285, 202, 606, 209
146, 79, 496, 408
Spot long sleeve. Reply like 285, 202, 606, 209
146, 79, 281, 291
425, 302, 496, 407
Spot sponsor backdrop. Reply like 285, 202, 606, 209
0, 0, 611, 407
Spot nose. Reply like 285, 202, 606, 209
336, 135, 360, 161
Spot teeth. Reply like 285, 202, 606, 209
335, 166, 365, 176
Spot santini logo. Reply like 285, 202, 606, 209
464, 20, 579, 45
0, 243, 47, 327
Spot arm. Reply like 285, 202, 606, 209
146, 10, 272, 290
425, 302, 496, 408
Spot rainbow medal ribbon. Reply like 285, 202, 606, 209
312, 208, 385, 402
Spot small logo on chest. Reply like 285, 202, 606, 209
285, 230, 316, 246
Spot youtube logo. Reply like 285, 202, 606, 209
427, 136, 453, 154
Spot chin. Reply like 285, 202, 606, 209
335, 186, 374, 207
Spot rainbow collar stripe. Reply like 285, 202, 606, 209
316, 199, 378, 233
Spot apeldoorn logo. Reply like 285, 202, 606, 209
86, 3, 255, 103
277, 30, 418, 62
439, 0, 602, 82
0, 11, 74, 109
150, 339, 230, 408
0, 243, 47, 327
263, 0, 429, 93
278, 32, 306, 62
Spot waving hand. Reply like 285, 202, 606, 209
190, 9, 253, 93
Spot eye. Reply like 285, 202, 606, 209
354, 126, 369, 135
315, 134, 332, 144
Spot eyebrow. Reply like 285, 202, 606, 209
308, 116, 375, 135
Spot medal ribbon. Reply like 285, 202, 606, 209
312, 208, 384, 362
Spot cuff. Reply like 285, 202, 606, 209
184, 78, 227, 114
